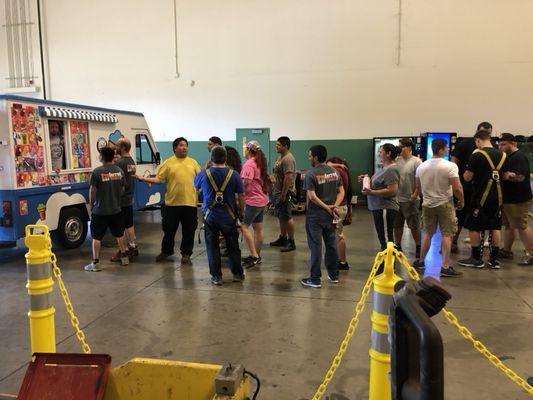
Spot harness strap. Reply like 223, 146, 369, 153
475, 150, 507, 214
204, 168, 236, 221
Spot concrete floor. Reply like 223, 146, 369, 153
1, 208, 532, 399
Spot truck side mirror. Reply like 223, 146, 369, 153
155, 152, 161, 165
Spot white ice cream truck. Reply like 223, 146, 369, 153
0, 95, 164, 248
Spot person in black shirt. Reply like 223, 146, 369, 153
458, 129, 508, 269
451, 121, 492, 253
497, 133, 533, 265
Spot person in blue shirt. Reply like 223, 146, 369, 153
195, 146, 245, 285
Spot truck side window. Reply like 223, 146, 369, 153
135, 134, 156, 164
69, 121, 90, 169
48, 120, 66, 173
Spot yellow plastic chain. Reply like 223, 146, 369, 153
311, 251, 385, 400
395, 251, 533, 396
50, 252, 92, 354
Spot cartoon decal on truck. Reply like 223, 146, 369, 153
0, 95, 165, 249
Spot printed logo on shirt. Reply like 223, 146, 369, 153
127, 164, 136, 173
101, 172, 122, 182
316, 172, 339, 185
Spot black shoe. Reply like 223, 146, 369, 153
458, 257, 484, 268
301, 278, 321, 288
338, 262, 350, 270
211, 276, 223, 286
242, 255, 253, 262
498, 249, 514, 260
280, 239, 296, 253
270, 235, 288, 247
487, 260, 501, 270
440, 266, 463, 277
232, 274, 245, 282
156, 252, 173, 262
413, 260, 425, 271
451, 243, 459, 254
244, 256, 261, 269
328, 275, 339, 284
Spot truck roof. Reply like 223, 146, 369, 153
0, 95, 144, 117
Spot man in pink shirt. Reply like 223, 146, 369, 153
240, 141, 270, 268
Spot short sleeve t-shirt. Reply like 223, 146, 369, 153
157, 156, 201, 207
116, 156, 137, 207
367, 165, 400, 211
502, 150, 532, 204
466, 147, 509, 207
332, 166, 349, 206
90, 164, 124, 215
304, 164, 342, 221
416, 158, 459, 208
451, 137, 476, 191
194, 166, 244, 224
396, 156, 422, 202
240, 158, 269, 207
273, 152, 296, 194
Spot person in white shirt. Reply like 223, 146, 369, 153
414, 138, 464, 277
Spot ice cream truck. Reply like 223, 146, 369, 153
0, 95, 165, 248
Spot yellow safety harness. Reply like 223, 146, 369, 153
204, 168, 236, 221
472, 149, 507, 217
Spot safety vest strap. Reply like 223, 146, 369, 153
476, 150, 506, 212
204, 168, 236, 221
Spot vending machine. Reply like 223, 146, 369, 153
373, 136, 422, 172
419, 132, 457, 161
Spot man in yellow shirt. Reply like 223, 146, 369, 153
138, 137, 201, 264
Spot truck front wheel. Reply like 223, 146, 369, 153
54, 207, 88, 249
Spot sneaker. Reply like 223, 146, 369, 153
518, 252, 533, 266
210, 276, 223, 286
451, 243, 459, 254
280, 239, 296, 253
487, 260, 501, 269
242, 255, 253, 263
110, 250, 121, 262
232, 274, 245, 282
244, 256, 261, 269
129, 245, 139, 257
155, 252, 173, 262
338, 262, 350, 270
84, 262, 102, 272
120, 253, 129, 266
181, 255, 192, 265
413, 260, 425, 271
301, 278, 321, 288
328, 275, 339, 284
458, 257, 484, 268
270, 235, 288, 247
440, 266, 463, 277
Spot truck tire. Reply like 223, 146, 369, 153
54, 207, 88, 249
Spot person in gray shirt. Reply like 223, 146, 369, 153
361, 143, 400, 251
393, 138, 422, 259
85, 147, 129, 271
301, 145, 345, 288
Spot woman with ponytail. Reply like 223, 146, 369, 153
240, 141, 270, 268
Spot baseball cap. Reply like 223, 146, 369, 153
247, 140, 261, 151
499, 133, 516, 142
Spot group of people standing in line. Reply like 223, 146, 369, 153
363, 121, 532, 278
83, 121, 531, 286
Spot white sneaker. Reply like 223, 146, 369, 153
121, 254, 130, 266
84, 262, 102, 272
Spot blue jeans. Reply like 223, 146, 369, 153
204, 220, 243, 278
306, 217, 339, 282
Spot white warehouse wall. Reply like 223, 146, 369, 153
1, 0, 533, 141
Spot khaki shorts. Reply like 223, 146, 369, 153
394, 200, 421, 230
422, 202, 457, 237
335, 205, 348, 240
503, 202, 530, 230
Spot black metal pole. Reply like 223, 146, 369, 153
36, 0, 47, 99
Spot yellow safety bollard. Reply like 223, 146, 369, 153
24, 225, 56, 354
369, 242, 400, 400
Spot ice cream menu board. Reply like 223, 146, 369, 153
69, 121, 90, 169
11, 103, 47, 188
